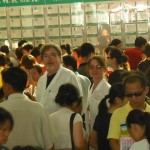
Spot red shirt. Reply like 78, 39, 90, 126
125, 47, 142, 70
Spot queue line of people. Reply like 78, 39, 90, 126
0, 36, 149, 150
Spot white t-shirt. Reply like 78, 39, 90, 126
49, 107, 84, 150
129, 139, 150, 150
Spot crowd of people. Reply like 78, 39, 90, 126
0, 36, 149, 150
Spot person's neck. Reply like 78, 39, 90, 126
108, 104, 120, 113
112, 64, 121, 71
80, 57, 89, 64
92, 77, 103, 91
130, 103, 146, 110
47, 67, 60, 76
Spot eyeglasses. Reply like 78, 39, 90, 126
89, 65, 102, 70
125, 90, 144, 98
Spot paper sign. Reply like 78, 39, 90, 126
137, 11, 148, 21
0, 30, 7, 39
34, 28, 45, 37
47, 5, 58, 14
137, 23, 148, 33
87, 26, 97, 35
126, 35, 136, 44
32, 6, 44, 15
48, 16, 59, 26
96, 2, 108, 11
10, 18, 21, 27
33, 17, 44, 26
60, 16, 70, 25
59, 4, 70, 14
60, 38, 72, 45
72, 38, 83, 47
71, 14, 84, 25
125, 24, 136, 33
71, 3, 84, 14
21, 6, 32, 15
11, 30, 21, 38
9, 7, 20, 16
22, 29, 33, 38
0, 19, 7, 28
49, 38, 60, 45
87, 37, 98, 45
72, 27, 83, 36
111, 25, 121, 34
49, 28, 59, 36
60, 27, 71, 36
86, 14, 97, 24
0, 7, 6, 17
22, 18, 33, 27
85, 3, 96, 12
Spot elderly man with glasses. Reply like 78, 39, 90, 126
107, 71, 150, 150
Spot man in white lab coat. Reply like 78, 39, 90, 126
36, 43, 82, 114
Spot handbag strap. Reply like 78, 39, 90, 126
70, 113, 76, 150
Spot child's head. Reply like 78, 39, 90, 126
30, 65, 43, 82
126, 109, 150, 144
0, 107, 13, 145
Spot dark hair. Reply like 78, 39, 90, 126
0, 88, 4, 100
144, 43, 150, 57
55, 83, 81, 106
109, 39, 122, 47
15, 48, 23, 61
18, 40, 27, 48
80, 43, 95, 57
88, 55, 107, 70
31, 64, 42, 74
0, 45, 9, 55
0, 52, 7, 66
126, 109, 150, 144
98, 83, 125, 115
0, 107, 13, 130
2, 67, 27, 92
60, 44, 71, 55
109, 48, 128, 65
21, 55, 36, 70
135, 36, 147, 48
12, 146, 43, 150
21, 42, 34, 53
123, 71, 147, 89
30, 47, 40, 58
62, 55, 77, 71
104, 46, 115, 55
40, 43, 61, 59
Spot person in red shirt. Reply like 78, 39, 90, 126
125, 36, 147, 70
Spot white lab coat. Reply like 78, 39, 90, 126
36, 66, 82, 114
86, 78, 111, 130
75, 72, 91, 114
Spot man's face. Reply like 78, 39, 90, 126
42, 48, 61, 73
125, 81, 148, 109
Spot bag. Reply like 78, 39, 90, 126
70, 113, 76, 150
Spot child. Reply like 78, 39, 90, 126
126, 109, 150, 150
0, 107, 13, 149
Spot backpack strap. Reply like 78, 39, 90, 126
70, 113, 76, 150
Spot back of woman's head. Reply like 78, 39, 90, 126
55, 83, 81, 106
109, 48, 128, 64
21, 55, 36, 69
109, 39, 122, 47
126, 109, 150, 144
98, 83, 125, 115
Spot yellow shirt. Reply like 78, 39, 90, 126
0, 66, 4, 88
107, 102, 150, 139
